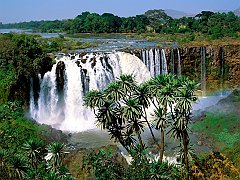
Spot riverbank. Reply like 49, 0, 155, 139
191, 88, 240, 168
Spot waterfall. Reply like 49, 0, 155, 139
161, 49, 168, 75
33, 63, 63, 127
141, 48, 168, 76
200, 47, 206, 97
29, 52, 150, 132
117, 52, 151, 83
177, 48, 181, 76
171, 49, 174, 74
149, 49, 155, 76
29, 78, 37, 119
155, 49, 161, 75
220, 47, 225, 96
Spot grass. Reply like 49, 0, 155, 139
191, 112, 240, 166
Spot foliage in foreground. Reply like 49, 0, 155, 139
84, 74, 199, 179
0, 101, 73, 179
81, 147, 240, 180
191, 152, 240, 179
191, 112, 240, 164
82, 147, 183, 180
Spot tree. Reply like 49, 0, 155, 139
9, 155, 28, 179
120, 17, 136, 33
133, 83, 159, 149
123, 98, 144, 149
170, 77, 199, 179
101, 13, 122, 33
134, 15, 150, 33
144, 9, 173, 32
84, 74, 198, 177
46, 142, 68, 173
22, 138, 44, 171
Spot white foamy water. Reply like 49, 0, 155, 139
30, 52, 151, 132
141, 49, 168, 76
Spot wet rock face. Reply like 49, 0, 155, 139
56, 61, 65, 92
81, 59, 87, 63
164, 45, 240, 91
32, 74, 40, 106
133, 44, 240, 92
91, 58, 97, 69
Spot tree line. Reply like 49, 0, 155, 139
1, 10, 240, 39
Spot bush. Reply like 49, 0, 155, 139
82, 147, 183, 180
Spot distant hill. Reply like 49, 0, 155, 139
164, 9, 195, 19
234, 7, 240, 16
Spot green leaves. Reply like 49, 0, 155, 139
84, 90, 105, 109
84, 73, 199, 169
46, 142, 68, 173
153, 108, 166, 130
104, 81, 124, 102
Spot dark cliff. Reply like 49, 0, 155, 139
132, 44, 240, 93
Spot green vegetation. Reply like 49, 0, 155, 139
84, 74, 199, 179
191, 112, 240, 168
1, 10, 240, 42
83, 75, 240, 179
0, 33, 75, 179
0, 65, 15, 103
0, 33, 53, 103
82, 147, 183, 180
0, 101, 73, 179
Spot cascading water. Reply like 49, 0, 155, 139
155, 49, 161, 75
161, 49, 168, 75
141, 48, 168, 76
171, 49, 174, 74
177, 48, 181, 76
220, 47, 225, 96
200, 47, 206, 97
149, 49, 154, 76
29, 52, 150, 132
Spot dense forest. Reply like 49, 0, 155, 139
1, 10, 240, 39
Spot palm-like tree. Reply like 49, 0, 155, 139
96, 101, 119, 129
172, 78, 198, 179
118, 74, 137, 95
83, 90, 105, 113
149, 74, 178, 162
104, 81, 124, 102
9, 155, 28, 179
153, 107, 167, 162
122, 98, 145, 149
22, 138, 43, 171
46, 142, 68, 173
122, 98, 142, 120
133, 83, 160, 149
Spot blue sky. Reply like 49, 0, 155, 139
0, 0, 240, 23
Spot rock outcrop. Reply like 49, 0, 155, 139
132, 44, 240, 93
56, 61, 65, 93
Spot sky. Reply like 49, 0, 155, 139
0, 0, 240, 23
